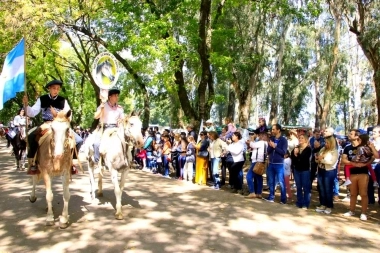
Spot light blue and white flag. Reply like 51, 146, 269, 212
0, 38, 25, 110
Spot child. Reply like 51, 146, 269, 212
284, 151, 293, 199
343, 134, 379, 187
153, 143, 163, 174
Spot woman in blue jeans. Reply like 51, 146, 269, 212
315, 135, 339, 214
246, 132, 267, 199
290, 134, 312, 209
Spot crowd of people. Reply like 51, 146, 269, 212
135, 118, 380, 221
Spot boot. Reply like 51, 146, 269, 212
27, 158, 40, 175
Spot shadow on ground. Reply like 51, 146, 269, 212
0, 139, 379, 253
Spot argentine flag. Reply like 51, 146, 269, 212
0, 38, 25, 110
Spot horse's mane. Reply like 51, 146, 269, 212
96, 60, 112, 74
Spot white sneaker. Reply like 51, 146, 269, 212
344, 211, 355, 217
316, 205, 326, 213
324, 208, 332, 214
373, 182, 379, 188
342, 196, 351, 202
343, 178, 352, 186
360, 214, 367, 221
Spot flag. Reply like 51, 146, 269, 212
0, 38, 25, 110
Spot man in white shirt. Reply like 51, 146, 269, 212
93, 89, 124, 167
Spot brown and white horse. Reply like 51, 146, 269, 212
29, 110, 73, 228
86, 114, 143, 220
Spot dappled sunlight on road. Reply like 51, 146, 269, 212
0, 140, 379, 252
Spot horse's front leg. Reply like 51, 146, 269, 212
88, 160, 97, 200
111, 169, 123, 220
43, 172, 55, 226
59, 171, 70, 229
29, 175, 38, 203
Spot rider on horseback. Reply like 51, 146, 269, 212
23, 79, 83, 174
93, 88, 124, 170
13, 108, 26, 133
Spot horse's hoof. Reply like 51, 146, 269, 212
29, 196, 37, 203
59, 221, 69, 229
46, 220, 55, 226
97, 192, 103, 198
115, 213, 123, 220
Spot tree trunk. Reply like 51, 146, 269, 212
227, 82, 236, 122
269, 21, 292, 125
320, 9, 341, 129
197, 0, 213, 122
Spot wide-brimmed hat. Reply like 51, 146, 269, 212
45, 79, 63, 89
108, 89, 120, 96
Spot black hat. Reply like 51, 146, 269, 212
45, 80, 63, 89
108, 89, 120, 96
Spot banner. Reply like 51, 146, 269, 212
0, 38, 25, 110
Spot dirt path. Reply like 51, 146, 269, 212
0, 139, 379, 253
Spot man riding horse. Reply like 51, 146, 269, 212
93, 88, 124, 170
23, 79, 83, 174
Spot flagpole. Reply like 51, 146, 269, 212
22, 37, 29, 149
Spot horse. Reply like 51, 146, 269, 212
29, 110, 74, 229
96, 60, 115, 84
86, 114, 143, 220
10, 126, 27, 170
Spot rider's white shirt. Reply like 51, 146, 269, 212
13, 115, 26, 126
96, 102, 124, 124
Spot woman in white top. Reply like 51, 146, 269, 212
245, 132, 267, 198
315, 135, 339, 214
208, 131, 228, 190
13, 108, 27, 133
226, 131, 245, 193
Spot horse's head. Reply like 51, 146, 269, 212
124, 113, 143, 148
97, 60, 115, 82
51, 110, 71, 159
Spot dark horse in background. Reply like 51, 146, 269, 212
96, 60, 115, 84
7, 126, 27, 170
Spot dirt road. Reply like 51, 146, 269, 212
0, 139, 379, 253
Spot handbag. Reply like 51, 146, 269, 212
225, 152, 234, 163
197, 150, 209, 158
253, 162, 266, 175
253, 143, 267, 175
166, 153, 172, 162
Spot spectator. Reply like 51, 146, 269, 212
178, 136, 188, 180
171, 133, 181, 179
255, 118, 268, 133
226, 131, 245, 194
291, 134, 312, 209
315, 135, 339, 214
287, 129, 299, 154
264, 124, 288, 204
183, 136, 196, 183
342, 134, 377, 221
162, 133, 172, 178
245, 132, 267, 199
208, 131, 227, 190
187, 124, 197, 142
204, 119, 215, 132
195, 131, 209, 185
309, 129, 325, 188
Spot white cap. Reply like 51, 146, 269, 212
206, 119, 213, 124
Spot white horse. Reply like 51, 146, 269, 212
29, 110, 74, 228
86, 114, 143, 219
